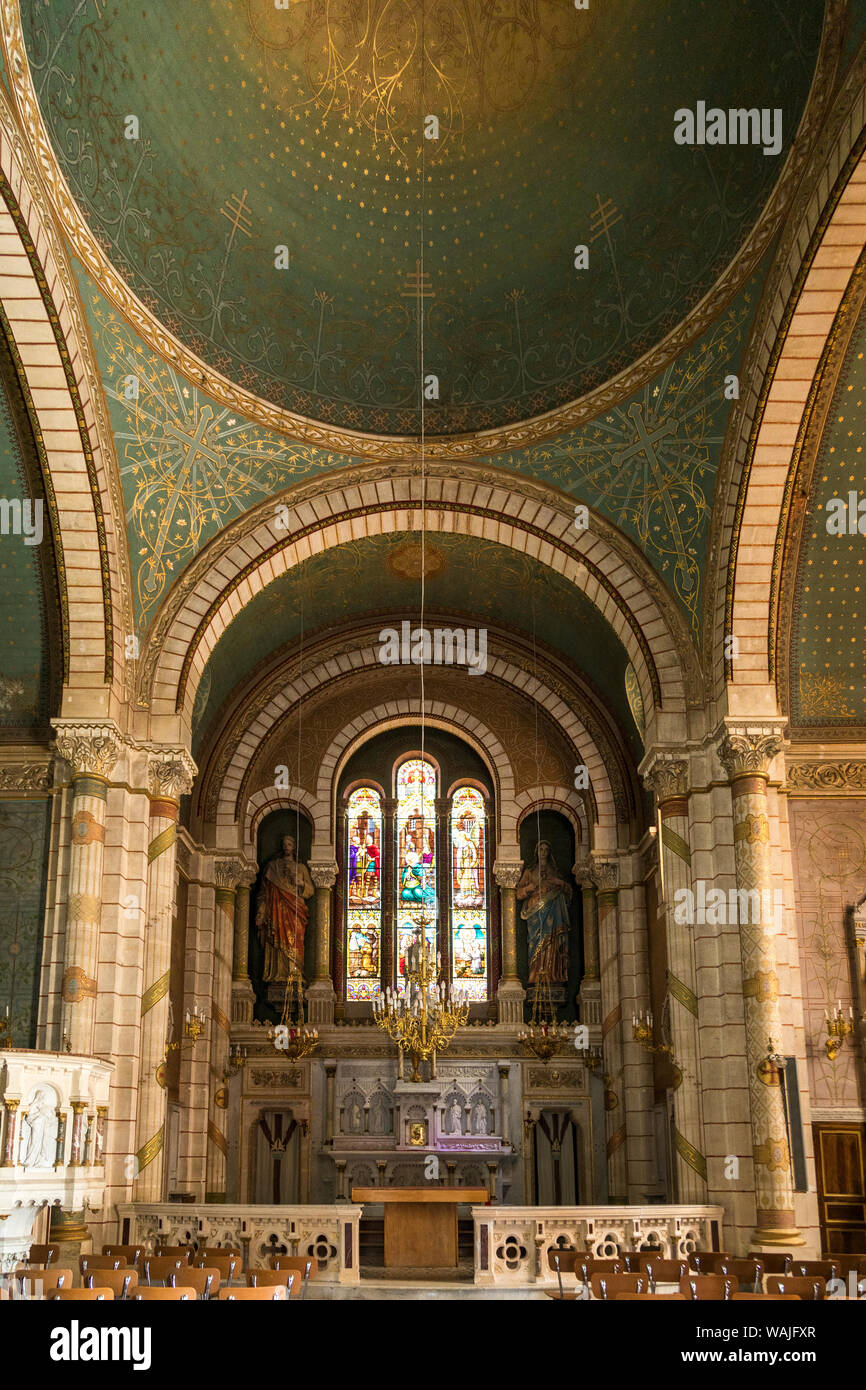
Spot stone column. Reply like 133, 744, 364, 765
231, 867, 257, 1024
69, 1101, 87, 1166
718, 724, 800, 1247
575, 864, 602, 1026
0, 1098, 19, 1166
644, 754, 708, 1202
207, 858, 242, 1200
134, 751, 195, 1202
494, 859, 524, 1024
307, 860, 338, 1024
497, 1063, 511, 1143
325, 1062, 337, 1144
53, 721, 123, 1055
592, 857, 627, 1201
178, 867, 214, 1198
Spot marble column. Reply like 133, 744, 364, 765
1, 1098, 19, 1166
592, 857, 627, 1201
494, 859, 524, 1024
134, 751, 195, 1202
53, 721, 123, 1055
718, 725, 800, 1246
307, 861, 338, 1024
575, 864, 602, 1026
207, 858, 243, 1200
644, 754, 708, 1203
231, 867, 257, 1024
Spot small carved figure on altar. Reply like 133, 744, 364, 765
472, 1101, 488, 1136
516, 840, 573, 984
449, 1099, 463, 1135
256, 835, 315, 981
21, 1088, 58, 1170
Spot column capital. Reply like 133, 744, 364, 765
493, 859, 523, 889
573, 861, 595, 890
310, 862, 338, 889
717, 720, 787, 780
52, 719, 123, 779
214, 858, 245, 890
589, 857, 619, 895
641, 752, 689, 804
145, 746, 197, 800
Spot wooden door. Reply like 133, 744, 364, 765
813, 1123, 866, 1254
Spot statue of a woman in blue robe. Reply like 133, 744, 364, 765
516, 841, 572, 983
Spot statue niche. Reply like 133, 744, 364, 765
516, 840, 573, 984
255, 834, 315, 982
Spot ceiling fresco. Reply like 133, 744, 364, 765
21, 0, 822, 434
190, 530, 636, 759
790, 295, 866, 730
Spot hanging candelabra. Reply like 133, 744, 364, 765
267, 972, 319, 1061
632, 1007, 677, 1062
518, 971, 579, 1062
165, 1004, 208, 1058
824, 1004, 855, 1062
373, 912, 469, 1081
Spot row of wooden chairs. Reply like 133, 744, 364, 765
547, 1248, 857, 1280
49, 1286, 289, 1301
548, 1271, 834, 1301
16, 1246, 317, 1300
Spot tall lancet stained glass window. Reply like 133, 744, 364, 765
395, 758, 437, 992
345, 786, 382, 1001
450, 786, 488, 1000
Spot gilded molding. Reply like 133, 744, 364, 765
786, 762, 866, 792
0, 761, 52, 792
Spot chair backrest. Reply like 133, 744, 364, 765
546, 1249, 579, 1274
248, 1270, 297, 1298
194, 1252, 240, 1281
272, 1254, 318, 1279
134, 1287, 195, 1301
620, 1252, 651, 1273
732, 1292, 801, 1300
640, 1257, 689, 1284
103, 1245, 144, 1267
590, 1273, 646, 1300
747, 1250, 792, 1274
788, 1259, 840, 1280
18, 1268, 73, 1295
218, 1285, 287, 1300
680, 1274, 736, 1301
143, 1255, 186, 1285
688, 1251, 731, 1274
615, 1292, 686, 1300
714, 1257, 764, 1291
156, 1246, 193, 1263
51, 1287, 115, 1301
171, 1267, 219, 1299
200, 1246, 242, 1258
85, 1269, 139, 1300
766, 1275, 826, 1300
80, 1255, 124, 1274
28, 1244, 60, 1265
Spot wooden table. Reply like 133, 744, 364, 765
352, 1187, 490, 1269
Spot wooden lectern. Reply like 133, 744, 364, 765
352, 1187, 490, 1269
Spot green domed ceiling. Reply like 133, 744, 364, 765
22, 0, 823, 435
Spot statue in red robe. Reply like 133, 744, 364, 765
255, 835, 315, 981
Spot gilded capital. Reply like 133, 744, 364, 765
53, 720, 123, 779
590, 858, 619, 894
310, 862, 338, 889
493, 860, 523, 890
214, 858, 245, 890
147, 748, 197, 800
718, 725, 785, 780
643, 755, 689, 804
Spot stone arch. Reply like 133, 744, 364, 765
243, 784, 324, 862
514, 790, 591, 856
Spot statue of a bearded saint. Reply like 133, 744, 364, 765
255, 834, 315, 981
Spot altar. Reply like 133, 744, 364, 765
352, 1186, 490, 1268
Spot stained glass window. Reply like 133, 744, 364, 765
450, 785, 488, 1001
345, 786, 382, 1001
395, 758, 437, 992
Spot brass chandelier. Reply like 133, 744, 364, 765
373, 912, 469, 1082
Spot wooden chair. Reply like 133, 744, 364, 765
616, 1292, 686, 1300
247, 1270, 297, 1298
143, 1255, 186, 1286
200, 1246, 242, 1259
788, 1259, 840, 1281
765, 1275, 826, 1300
194, 1252, 240, 1283
546, 1250, 581, 1299
103, 1245, 144, 1267
622, 1251, 659, 1273
590, 1273, 647, 1301
84, 1269, 139, 1300
50, 1287, 115, 1301
748, 1250, 792, 1275
80, 1254, 124, 1276
156, 1245, 194, 1263
271, 1254, 317, 1299
170, 1267, 220, 1300
18, 1268, 73, 1296
714, 1257, 764, 1292
218, 1285, 286, 1300
134, 1286, 196, 1301
640, 1256, 689, 1287
680, 1274, 736, 1301
732, 1292, 801, 1300
28, 1244, 60, 1265
688, 1251, 731, 1274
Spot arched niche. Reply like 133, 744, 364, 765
249, 806, 313, 1023
517, 808, 582, 1020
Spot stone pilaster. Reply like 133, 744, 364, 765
591, 856, 627, 1201
231, 867, 258, 1024
718, 723, 801, 1247
207, 858, 243, 1200
493, 860, 524, 1024
575, 863, 601, 1026
307, 861, 338, 1024
133, 749, 195, 1201
53, 720, 123, 1055
644, 753, 708, 1202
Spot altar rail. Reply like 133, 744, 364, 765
116, 1204, 361, 1284
472, 1205, 725, 1286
